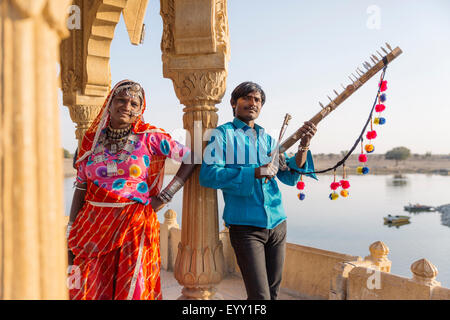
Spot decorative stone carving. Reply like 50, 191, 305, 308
169, 70, 227, 107
164, 209, 179, 228
160, 0, 175, 54
68, 104, 102, 144
364, 241, 391, 272
411, 258, 441, 287
215, 0, 229, 57
62, 70, 80, 96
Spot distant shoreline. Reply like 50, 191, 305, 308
63, 154, 450, 178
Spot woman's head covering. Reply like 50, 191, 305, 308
76, 79, 171, 196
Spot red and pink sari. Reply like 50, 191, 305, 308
68, 80, 171, 300
68, 181, 162, 300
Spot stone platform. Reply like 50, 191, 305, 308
160, 270, 304, 300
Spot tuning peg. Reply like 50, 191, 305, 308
348, 75, 355, 83
351, 73, 359, 80
376, 50, 383, 58
385, 42, 392, 51
319, 101, 325, 109
381, 47, 388, 55
327, 95, 333, 102
363, 63, 370, 71
370, 57, 377, 64
357, 67, 365, 75
333, 89, 339, 96
341, 83, 346, 90
372, 54, 379, 62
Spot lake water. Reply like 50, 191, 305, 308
64, 173, 450, 288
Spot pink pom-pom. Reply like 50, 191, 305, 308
375, 104, 386, 112
379, 80, 388, 92
340, 180, 350, 189
366, 130, 377, 140
359, 154, 368, 162
330, 182, 341, 190
296, 181, 305, 190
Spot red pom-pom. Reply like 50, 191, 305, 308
296, 181, 305, 190
379, 80, 388, 92
366, 130, 377, 140
375, 104, 386, 112
340, 180, 350, 189
359, 154, 368, 162
330, 182, 340, 190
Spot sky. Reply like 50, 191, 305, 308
59, 0, 450, 155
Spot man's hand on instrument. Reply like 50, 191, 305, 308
255, 162, 279, 181
298, 121, 317, 148
278, 153, 288, 171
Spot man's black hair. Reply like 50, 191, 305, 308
230, 81, 266, 116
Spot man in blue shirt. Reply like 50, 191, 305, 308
199, 81, 318, 300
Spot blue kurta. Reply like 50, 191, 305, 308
199, 117, 317, 229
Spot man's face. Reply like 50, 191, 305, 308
232, 91, 263, 122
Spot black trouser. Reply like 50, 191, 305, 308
229, 220, 286, 300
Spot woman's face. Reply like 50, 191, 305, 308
109, 90, 142, 129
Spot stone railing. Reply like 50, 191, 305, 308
159, 210, 450, 300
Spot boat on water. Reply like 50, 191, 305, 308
384, 219, 411, 228
383, 214, 411, 224
404, 203, 436, 212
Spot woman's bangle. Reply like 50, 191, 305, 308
157, 176, 184, 204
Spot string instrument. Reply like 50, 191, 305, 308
279, 43, 403, 154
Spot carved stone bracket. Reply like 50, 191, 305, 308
68, 104, 102, 144
168, 70, 227, 108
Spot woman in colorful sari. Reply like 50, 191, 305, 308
67, 80, 195, 300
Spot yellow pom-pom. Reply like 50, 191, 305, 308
357, 166, 363, 174
340, 190, 349, 197
365, 144, 374, 153
329, 192, 339, 200
374, 118, 380, 124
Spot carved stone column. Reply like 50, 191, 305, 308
160, 0, 230, 299
0, 0, 71, 299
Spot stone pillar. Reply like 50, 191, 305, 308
364, 241, 392, 273
160, 209, 180, 271
410, 258, 440, 287
330, 241, 391, 300
0, 0, 71, 299
160, 0, 230, 299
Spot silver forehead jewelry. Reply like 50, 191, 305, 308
115, 83, 143, 102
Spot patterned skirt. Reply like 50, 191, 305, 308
68, 182, 162, 300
